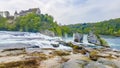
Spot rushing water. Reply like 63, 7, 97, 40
0, 31, 120, 50
101, 35, 120, 50
63, 35, 120, 50
0, 31, 72, 50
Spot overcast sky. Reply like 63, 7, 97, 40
0, 0, 120, 25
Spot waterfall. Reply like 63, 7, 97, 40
83, 34, 95, 45
65, 33, 68, 39
83, 34, 89, 44
0, 31, 72, 50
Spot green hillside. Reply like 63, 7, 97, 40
0, 13, 69, 36
67, 18, 120, 36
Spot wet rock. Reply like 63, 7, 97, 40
73, 33, 83, 43
87, 31, 109, 47
51, 44, 59, 47
28, 46, 39, 48
58, 41, 67, 46
87, 31, 100, 45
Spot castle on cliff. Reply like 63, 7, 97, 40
0, 8, 41, 20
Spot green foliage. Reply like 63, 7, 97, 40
67, 18, 120, 36
1, 13, 120, 37
0, 13, 69, 36
99, 38, 109, 47
0, 17, 7, 30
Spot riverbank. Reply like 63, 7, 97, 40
0, 42, 120, 68
0, 31, 120, 68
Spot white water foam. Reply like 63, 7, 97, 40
0, 31, 72, 50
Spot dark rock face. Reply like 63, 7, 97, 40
51, 44, 59, 47
28, 46, 39, 48
73, 33, 83, 43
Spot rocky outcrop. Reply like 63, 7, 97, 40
87, 31, 109, 47
51, 44, 59, 47
73, 33, 83, 43
87, 31, 100, 45
40, 30, 55, 37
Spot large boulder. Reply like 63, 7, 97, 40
87, 31, 109, 47
73, 33, 83, 43
87, 31, 100, 45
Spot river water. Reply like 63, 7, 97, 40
63, 35, 120, 50
102, 35, 120, 50
0, 31, 72, 51
0, 31, 120, 50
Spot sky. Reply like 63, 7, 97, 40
0, 0, 120, 25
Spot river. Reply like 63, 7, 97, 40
63, 35, 120, 50
0, 31, 120, 50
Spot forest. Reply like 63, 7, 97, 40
67, 18, 120, 36
0, 13, 69, 36
0, 13, 120, 36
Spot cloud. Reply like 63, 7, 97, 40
0, 0, 120, 24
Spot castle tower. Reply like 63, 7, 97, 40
36, 8, 41, 15
14, 11, 19, 20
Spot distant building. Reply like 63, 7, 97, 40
14, 8, 41, 19
0, 8, 41, 23
0, 11, 10, 18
